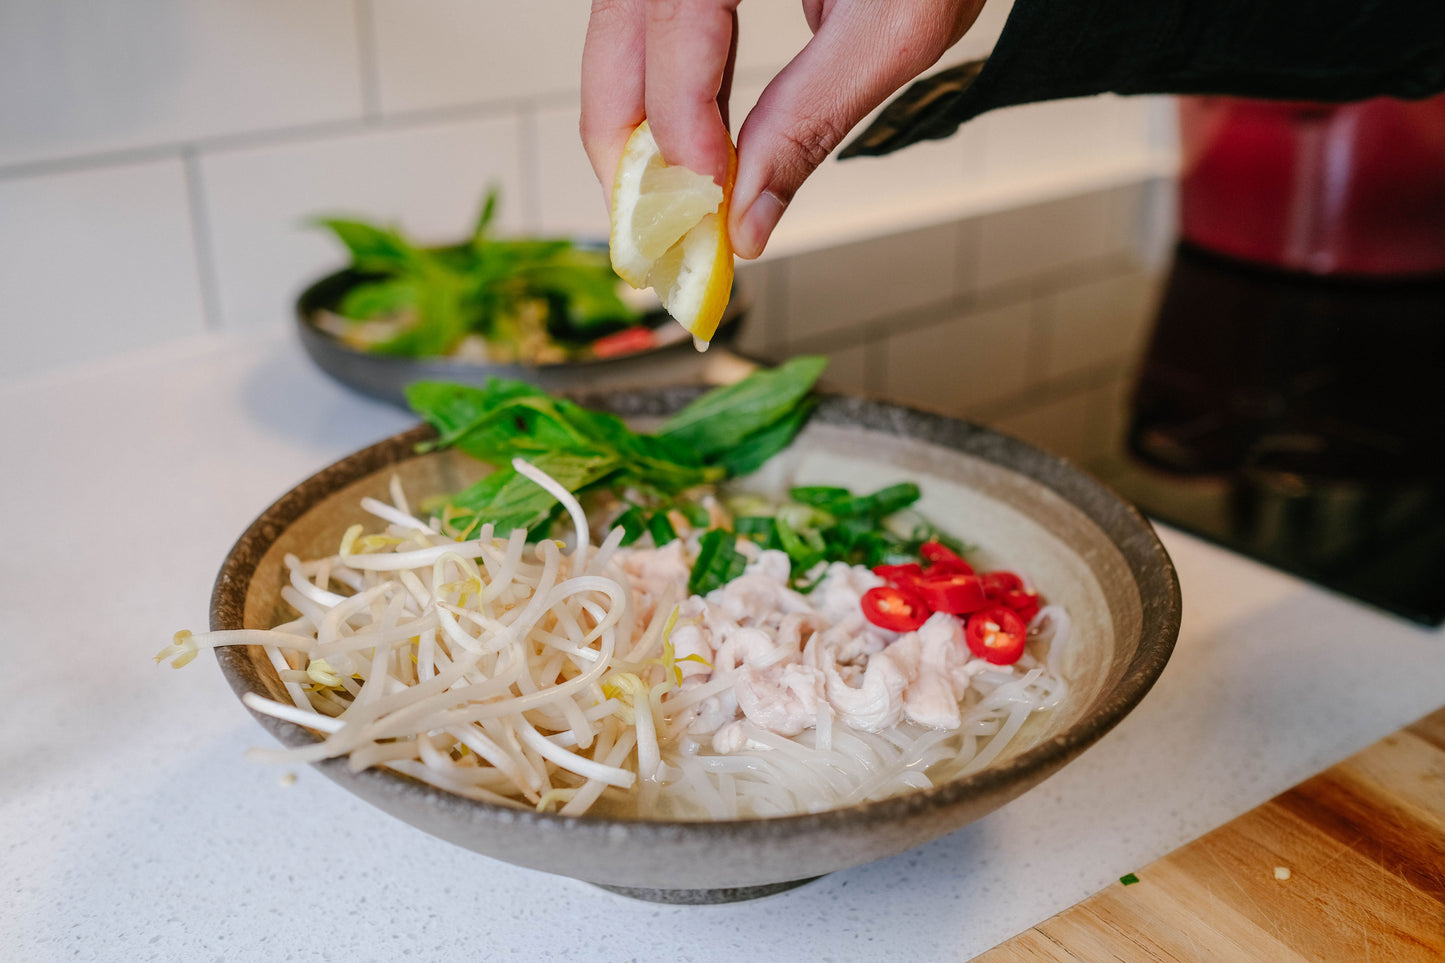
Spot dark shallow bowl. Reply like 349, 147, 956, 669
211, 389, 1181, 903
296, 267, 749, 409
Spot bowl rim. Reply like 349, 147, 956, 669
211, 389, 1181, 840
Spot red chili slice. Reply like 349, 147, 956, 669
591, 326, 656, 358
861, 585, 930, 632
920, 541, 974, 574
965, 605, 1028, 665
913, 571, 989, 615
998, 588, 1041, 623
872, 562, 924, 587
981, 571, 1024, 596
981, 570, 1040, 622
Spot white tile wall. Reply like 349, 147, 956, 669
733, 2, 818, 78
0, 0, 1176, 383
200, 116, 524, 331
369, 0, 591, 114
775, 123, 985, 254
976, 96, 1158, 190
730, 260, 783, 358
1082, 374, 1137, 473
783, 223, 959, 342
816, 342, 870, 396
974, 192, 1121, 290
533, 102, 612, 239
0, 0, 363, 168
0, 160, 207, 379
1038, 271, 1160, 380
990, 388, 1095, 466
881, 301, 1035, 413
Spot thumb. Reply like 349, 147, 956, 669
729, 2, 977, 259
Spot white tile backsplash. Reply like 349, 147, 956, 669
0, 159, 207, 379
784, 223, 959, 343
0, 0, 364, 168
727, 64, 990, 259
533, 101, 612, 239
776, 123, 985, 253
733, 2, 816, 78
976, 96, 1153, 189
989, 387, 1094, 466
0, 0, 1176, 383
730, 259, 782, 359
1039, 271, 1159, 380
200, 116, 524, 331
817, 342, 870, 396
369, 0, 590, 114
881, 301, 1035, 414
974, 192, 1119, 290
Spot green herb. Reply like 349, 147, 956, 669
730, 481, 968, 584
659, 356, 827, 460
646, 511, 678, 547
612, 505, 647, 546
406, 358, 827, 538
680, 502, 711, 528
1120, 873, 1140, 886
712, 397, 818, 478
689, 530, 749, 596
733, 516, 777, 539
315, 187, 643, 361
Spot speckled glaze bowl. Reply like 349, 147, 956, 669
211, 389, 1181, 903
296, 268, 749, 408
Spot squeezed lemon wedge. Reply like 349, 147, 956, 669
609, 121, 735, 348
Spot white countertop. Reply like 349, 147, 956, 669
5, 330, 1443, 962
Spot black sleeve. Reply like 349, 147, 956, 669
841, 0, 1445, 158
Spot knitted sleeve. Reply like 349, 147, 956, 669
841, 0, 1445, 157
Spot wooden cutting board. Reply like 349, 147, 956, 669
977, 705, 1445, 962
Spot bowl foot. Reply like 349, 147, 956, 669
591, 876, 822, 904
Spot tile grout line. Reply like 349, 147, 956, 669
354, 0, 384, 123
181, 148, 224, 332
1027, 290, 1052, 381
517, 104, 542, 233
968, 358, 1137, 425
0, 97, 573, 185
767, 243, 1156, 362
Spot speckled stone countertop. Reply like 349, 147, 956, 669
5, 329, 1443, 962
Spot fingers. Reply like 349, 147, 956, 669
730, 1, 983, 258
581, 0, 647, 209
582, 0, 983, 257
644, 0, 741, 186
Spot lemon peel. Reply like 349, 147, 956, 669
609, 121, 735, 346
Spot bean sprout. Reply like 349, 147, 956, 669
164, 460, 1073, 819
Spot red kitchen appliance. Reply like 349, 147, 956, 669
1178, 94, 1445, 277
1106, 95, 1445, 625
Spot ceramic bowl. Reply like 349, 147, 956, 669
210, 388, 1181, 903
296, 267, 749, 409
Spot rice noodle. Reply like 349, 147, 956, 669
174, 463, 1073, 820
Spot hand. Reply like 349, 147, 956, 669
581, 0, 985, 259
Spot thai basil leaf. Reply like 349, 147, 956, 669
659, 355, 826, 458
444, 450, 620, 537
712, 396, 819, 479
336, 277, 421, 321
314, 218, 425, 274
